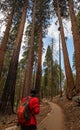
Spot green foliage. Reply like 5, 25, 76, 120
14, 61, 25, 107
53, 0, 69, 19
43, 45, 64, 98
77, 11, 80, 32
0, 0, 24, 87
36, 0, 52, 36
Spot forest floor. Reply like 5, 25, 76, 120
0, 96, 80, 130
53, 96, 80, 130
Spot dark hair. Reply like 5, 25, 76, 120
30, 88, 36, 97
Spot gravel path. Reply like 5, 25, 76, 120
37, 102, 66, 130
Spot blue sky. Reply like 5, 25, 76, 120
60, 37, 74, 72
66, 37, 74, 67
42, 18, 74, 74
43, 36, 74, 73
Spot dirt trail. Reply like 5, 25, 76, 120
37, 102, 66, 130
4, 102, 66, 130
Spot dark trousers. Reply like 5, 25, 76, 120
20, 125, 36, 130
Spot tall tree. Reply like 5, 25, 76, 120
0, 4, 24, 100
0, 0, 28, 114
35, 26, 42, 97
50, 39, 55, 99
68, 0, 80, 93
43, 45, 64, 98
53, 0, 74, 99
59, 34, 62, 97
35, 0, 51, 97
23, 0, 37, 97
43, 45, 53, 98
0, 5, 15, 79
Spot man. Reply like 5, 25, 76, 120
17, 88, 40, 130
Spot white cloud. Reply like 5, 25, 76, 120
47, 17, 72, 52
63, 19, 72, 38
47, 18, 60, 53
19, 19, 28, 60
0, 12, 6, 37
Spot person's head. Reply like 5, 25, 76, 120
30, 88, 36, 97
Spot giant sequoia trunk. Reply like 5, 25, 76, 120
0, 7, 14, 79
0, 0, 28, 114
68, 0, 80, 93
35, 26, 42, 97
57, 0, 74, 99
23, 0, 36, 97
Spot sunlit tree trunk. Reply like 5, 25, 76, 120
0, 7, 14, 79
57, 0, 74, 99
50, 39, 54, 99
35, 26, 42, 97
0, 0, 28, 114
59, 34, 62, 97
68, 0, 80, 93
23, 0, 36, 97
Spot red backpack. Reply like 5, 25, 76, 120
17, 96, 32, 124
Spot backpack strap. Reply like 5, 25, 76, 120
26, 96, 32, 104
26, 96, 35, 116
26, 96, 32, 111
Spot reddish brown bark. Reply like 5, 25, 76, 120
35, 27, 42, 97
23, 0, 36, 97
57, 0, 74, 99
0, 0, 28, 114
68, 0, 80, 93
0, 8, 14, 79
